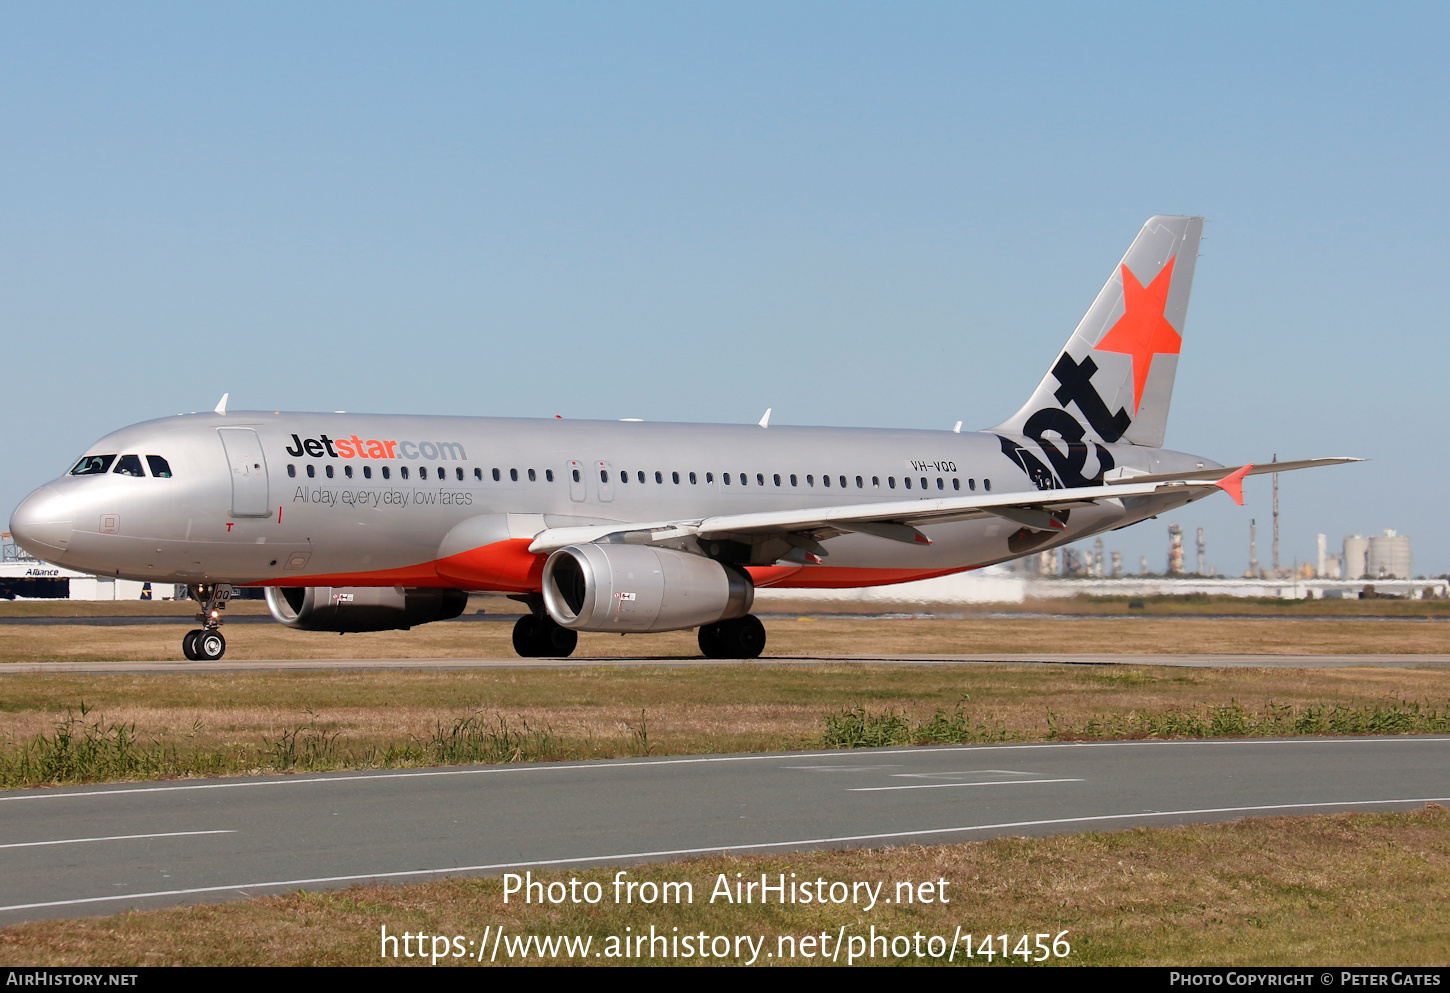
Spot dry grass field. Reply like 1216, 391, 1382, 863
4, 805, 1447, 966
0, 661, 1447, 786
1, 603, 1449, 664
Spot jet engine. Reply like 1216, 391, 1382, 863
265, 586, 468, 632
542, 544, 753, 633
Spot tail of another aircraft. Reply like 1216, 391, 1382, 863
992, 215, 1203, 450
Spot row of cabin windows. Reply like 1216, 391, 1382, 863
595, 469, 990, 492
285, 462, 992, 493
287, 464, 555, 482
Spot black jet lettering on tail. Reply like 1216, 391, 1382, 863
1022, 408, 1116, 488
997, 436, 1058, 492
1050, 354, 1130, 443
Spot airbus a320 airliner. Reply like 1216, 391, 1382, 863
9, 216, 1356, 661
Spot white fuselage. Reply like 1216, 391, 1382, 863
10, 411, 1216, 592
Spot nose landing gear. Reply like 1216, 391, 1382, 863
183, 584, 232, 661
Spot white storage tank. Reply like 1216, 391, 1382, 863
1343, 535, 1369, 580
1367, 530, 1412, 579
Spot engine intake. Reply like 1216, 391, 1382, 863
265, 586, 468, 632
542, 544, 753, 632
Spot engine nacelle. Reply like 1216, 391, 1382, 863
542, 544, 753, 633
265, 586, 468, 632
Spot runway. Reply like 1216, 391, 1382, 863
2, 652, 1448, 674
1, 735, 1447, 924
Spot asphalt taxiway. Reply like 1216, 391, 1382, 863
2, 735, 1447, 924
1, 653, 1447, 674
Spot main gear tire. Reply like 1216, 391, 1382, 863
512, 615, 578, 658
698, 614, 766, 659
182, 629, 203, 661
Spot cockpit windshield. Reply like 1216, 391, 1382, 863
113, 455, 146, 477
69, 455, 116, 475
146, 455, 173, 478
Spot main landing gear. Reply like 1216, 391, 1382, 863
512, 612, 579, 658
698, 615, 766, 660
182, 584, 232, 661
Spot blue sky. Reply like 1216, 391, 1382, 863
3, 3, 1446, 575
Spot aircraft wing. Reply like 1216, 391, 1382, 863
527, 457, 1361, 554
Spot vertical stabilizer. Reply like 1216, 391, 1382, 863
993, 215, 1203, 450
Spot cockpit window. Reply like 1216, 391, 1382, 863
70, 455, 116, 475
146, 455, 173, 478
113, 455, 146, 477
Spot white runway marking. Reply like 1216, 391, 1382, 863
2, 795, 1446, 915
0, 830, 235, 850
3, 735, 1447, 803
849, 778, 1084, 792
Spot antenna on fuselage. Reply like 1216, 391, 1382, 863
953, 421, 962, 433
758, 408, 771, 428
214, 393, 229, 415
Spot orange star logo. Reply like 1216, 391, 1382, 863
1094, 255, 1181, 414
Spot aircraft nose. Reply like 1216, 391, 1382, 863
9, 486, 74, 558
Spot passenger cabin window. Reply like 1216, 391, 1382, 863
936, 478, 944, 490
637, 471, 645, 484
287, 464, 296, 478
984, 478, 991, 491
400, 466, 409, 480
528, 469, 537, 482
475, 468, 483, 480
307, 465, 316, 479
856, 476, 863, 488
572, 469, 580, 482
364, 466, 373, 479
823, 475, 830, 487
888, 476, 896, 488
325, 465, 334, 479
806, 475, 814, 486
510, 468, 519, 482
920, 477, 928, 489
382, 466, 391, 479
723, 473, 731, 485
619, 471, 628, 484
655, 471, 663, 484
113, 455, 145, 477
457, 467, 464, 481
790, 474, 798, 486
545, 469, 554, 482
600, 470, 609, 483
145, 456, 172, 478
968, 478, 975, 491
773, 474, 781, 486
840, 476, 847, 488
706, 472, 714, 483
872, 476, 880, 488
70, 455, 116, 476
419, 466, 428, 480
344, 465, 353, 479
494, 469, 502, 482
904, 477, 911, 489
952, 478, 960, 490
671, 472, 679, 484
689, 472, 697, 484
